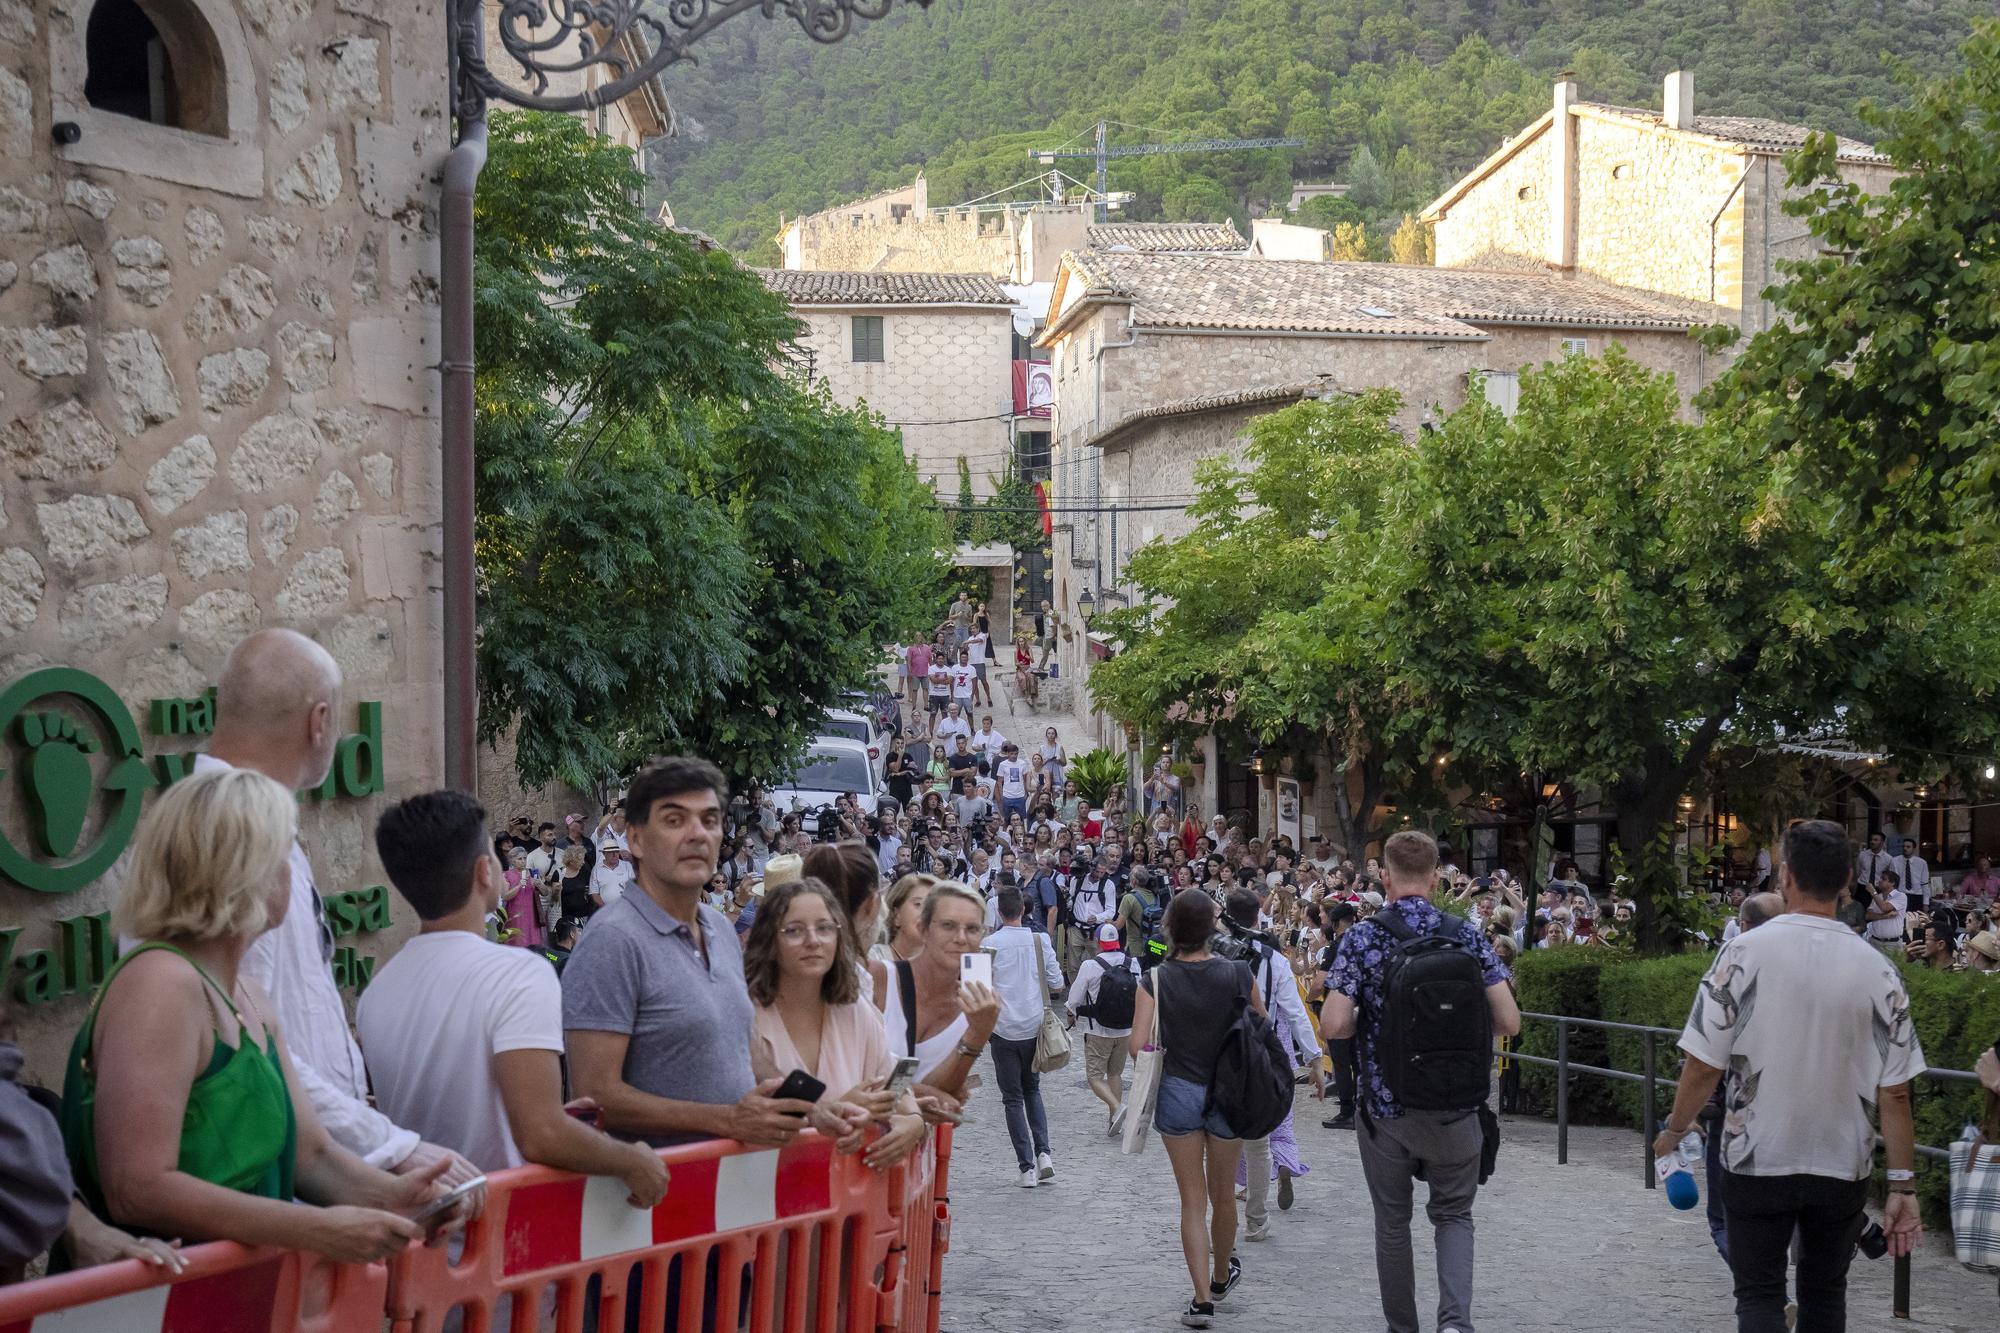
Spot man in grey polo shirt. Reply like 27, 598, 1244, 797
565, 757, 837, 1146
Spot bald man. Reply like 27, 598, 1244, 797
198, 630, 477, 1186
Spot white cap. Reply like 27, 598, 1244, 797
1095, 922, 1123, 946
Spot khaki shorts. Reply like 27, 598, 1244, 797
1083, 1032, 1129, 1086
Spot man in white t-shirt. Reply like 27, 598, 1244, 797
966, 629, 993, 707
950, 648, 976, 706
1657, 819, 1924, 1331
360, 790, 668, 1204
932, 702, 972, 749
994, 741, 1030, 823
970, 715, 1008, 761
590, 843, 636, 908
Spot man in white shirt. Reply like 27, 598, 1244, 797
1657, 819, 1924, 1332
949, 648, 976, 709
982, 887, 1065, 1187
525, 822, 559, 882
361, 790, 668, 1203
932, 702, 972, 749
1866, 868, 1908, 951
966, 629, 993, 707
970, 715, 1007, 760
1855, 831, 1896, 897
1898, 838, 1930, 908
1064, 858, 1120, 973
994, 741, 1030, 823
1066, 923, 1138, 1134
589, 843, 635, 907
201, 630, 479, 1185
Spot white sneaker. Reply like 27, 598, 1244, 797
1018, 1168, 1039, 1188
1244, 1221, 1271, 1242
1107, 1103, 1126, 1138
1036, 1151, 1056, 1181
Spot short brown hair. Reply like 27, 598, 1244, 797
1383, 830, 1439, 883
803, 841, 881, 952
742, 878, 859, 1007
1163, 888, 1217, 955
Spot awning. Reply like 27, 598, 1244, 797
953, 542, 1014, 568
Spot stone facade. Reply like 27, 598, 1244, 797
787, 305, 1016, 496
0, 0, 449, 1080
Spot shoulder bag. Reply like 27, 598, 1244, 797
1950, 1122, 2000, 1272
1032, 936, 1073, 1073
1121, 966, 1165, 1155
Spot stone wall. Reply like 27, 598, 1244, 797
0, 0, 449, 1080
791, 305, 1015, 496
1432, 131, 1553, 275
786, 210, 1014, 278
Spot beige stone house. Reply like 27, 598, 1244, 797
1424, 71, 1897, 334
756, 268, 1017, 498
0, 0, 460, 1077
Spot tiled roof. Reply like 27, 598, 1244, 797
1085, 221, 1246, 253
1052, 253, 1727, 340
1578, 103, 1889, 163
754, 269, 1014, 306
1087, 375, 1344, 451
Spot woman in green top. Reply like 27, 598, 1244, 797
62, 768, 448, 1264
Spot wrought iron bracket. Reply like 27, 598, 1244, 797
450, 0, 930, 124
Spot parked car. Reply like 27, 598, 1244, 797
819, 707, 889, 775
771, 737, 881, 832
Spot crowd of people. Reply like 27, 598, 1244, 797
4, 620, 1999, 1333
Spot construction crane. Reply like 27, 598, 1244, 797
1033, 119, 1306, 223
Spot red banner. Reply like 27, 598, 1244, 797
1012, 360, 1053, 418
1035, 481, 1051, 536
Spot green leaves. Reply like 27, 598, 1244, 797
473, 113, 948, 790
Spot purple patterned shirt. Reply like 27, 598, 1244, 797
1330, 897, 1510, 1120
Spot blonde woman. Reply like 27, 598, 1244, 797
879, 873, 938, 965
882, 882, 1000, 1099
60, 769, 450, 1262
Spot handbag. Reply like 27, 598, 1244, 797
1122, 966, 1166, 1155
1949, 1123, 2000, 1272
1032, 938, 1072, 1073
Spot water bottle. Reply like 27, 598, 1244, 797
1655, 1131, 1702, 1210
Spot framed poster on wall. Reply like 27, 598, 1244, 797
1276, 776, 1302, 849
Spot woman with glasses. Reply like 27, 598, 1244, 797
743, 880, 925, 1170
883, 883, 999, 1099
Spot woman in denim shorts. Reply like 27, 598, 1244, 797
1129, 890, 1266, 1328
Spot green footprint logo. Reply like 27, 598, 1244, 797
18, 710, 99, 859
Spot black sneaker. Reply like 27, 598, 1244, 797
1208, 1255, 1241, 1307
1180, 1301, 1215, 1328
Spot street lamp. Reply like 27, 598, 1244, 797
1077, 588, 1097, 625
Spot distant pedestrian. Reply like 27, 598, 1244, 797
982, 888, 1065, 1188
1324, 830, 1519, 1333
1067, 922, 1139, 1135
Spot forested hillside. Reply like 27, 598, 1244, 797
649, 0, 1982, 261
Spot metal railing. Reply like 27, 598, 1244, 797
1508, 1010, 1983, 1320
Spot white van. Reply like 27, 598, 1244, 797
771, 736, 881, 831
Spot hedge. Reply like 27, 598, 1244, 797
1510, 943, 2000, 1220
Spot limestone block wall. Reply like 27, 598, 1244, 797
1570, 115, 1748, 310
0, 0, 448, 1078
1433, 132, 1553, 274
788, 212, 1013, 278
791, 306, 1014, 496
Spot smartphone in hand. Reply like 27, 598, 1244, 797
771, 1068, 827, 1110
960, 950, 993, 989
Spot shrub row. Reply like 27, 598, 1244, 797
1510, 944, 2000, 1219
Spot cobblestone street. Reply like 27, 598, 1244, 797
936, 1054, 1995, 1332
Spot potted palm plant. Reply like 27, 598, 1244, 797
1067, 748, 1129, 809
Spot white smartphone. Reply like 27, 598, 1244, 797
883, 1055, 922, 1097
411, 1175, 486, 1230
960, 950, 993, 989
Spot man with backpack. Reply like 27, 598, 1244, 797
1324, 831, 1520, 1333
1119, 867, 1170, 970
1065, 857, 1120, 973
1066, 922, 1141, 1135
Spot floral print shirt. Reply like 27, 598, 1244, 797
1331, 897, 1510, 1120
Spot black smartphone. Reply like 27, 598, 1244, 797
772, 1069, 826, 1109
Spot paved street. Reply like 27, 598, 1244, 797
936, 1069, 1996, 1332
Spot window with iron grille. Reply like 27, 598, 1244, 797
851, 315, 884, 362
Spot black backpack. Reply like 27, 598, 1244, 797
1075, 953, 1138, 1028
1372, 910, 1493, 1111
1200, 963, 1295, 1140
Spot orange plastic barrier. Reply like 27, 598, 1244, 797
0, 1129, 950, 1333
0, 1240, 385, 1333
386, 1129, 945, 1333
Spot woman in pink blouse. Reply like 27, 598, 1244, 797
744, 879, 925, 1169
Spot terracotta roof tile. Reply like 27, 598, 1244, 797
754, 269, 1014, 306
1087, 375, 1344, 451
1085, 221, 1246, 253
1056, 252, 1727, 339
1579, 102, 1889, 163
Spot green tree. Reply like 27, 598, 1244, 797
954, 456, 977, 544
1389, 212, 1434, 264
473, 112, 947, 789
1330, 220, 1370, 260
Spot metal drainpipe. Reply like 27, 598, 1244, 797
440, 113, 487, 793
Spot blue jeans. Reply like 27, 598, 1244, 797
988, 1035, 1050, 1171
1155, 1074, 1236, 1139
1001, 795, 1027, 822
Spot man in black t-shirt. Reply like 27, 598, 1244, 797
945, 736, 981, 795
1318, 901, 1359, 1129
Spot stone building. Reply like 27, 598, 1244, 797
755, 268, 1016, 497
1035, 248, 1725, 772
1423, 71, 1897, 334
0, 0, 451, 1078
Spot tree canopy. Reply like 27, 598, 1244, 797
474, 112, 948, 790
